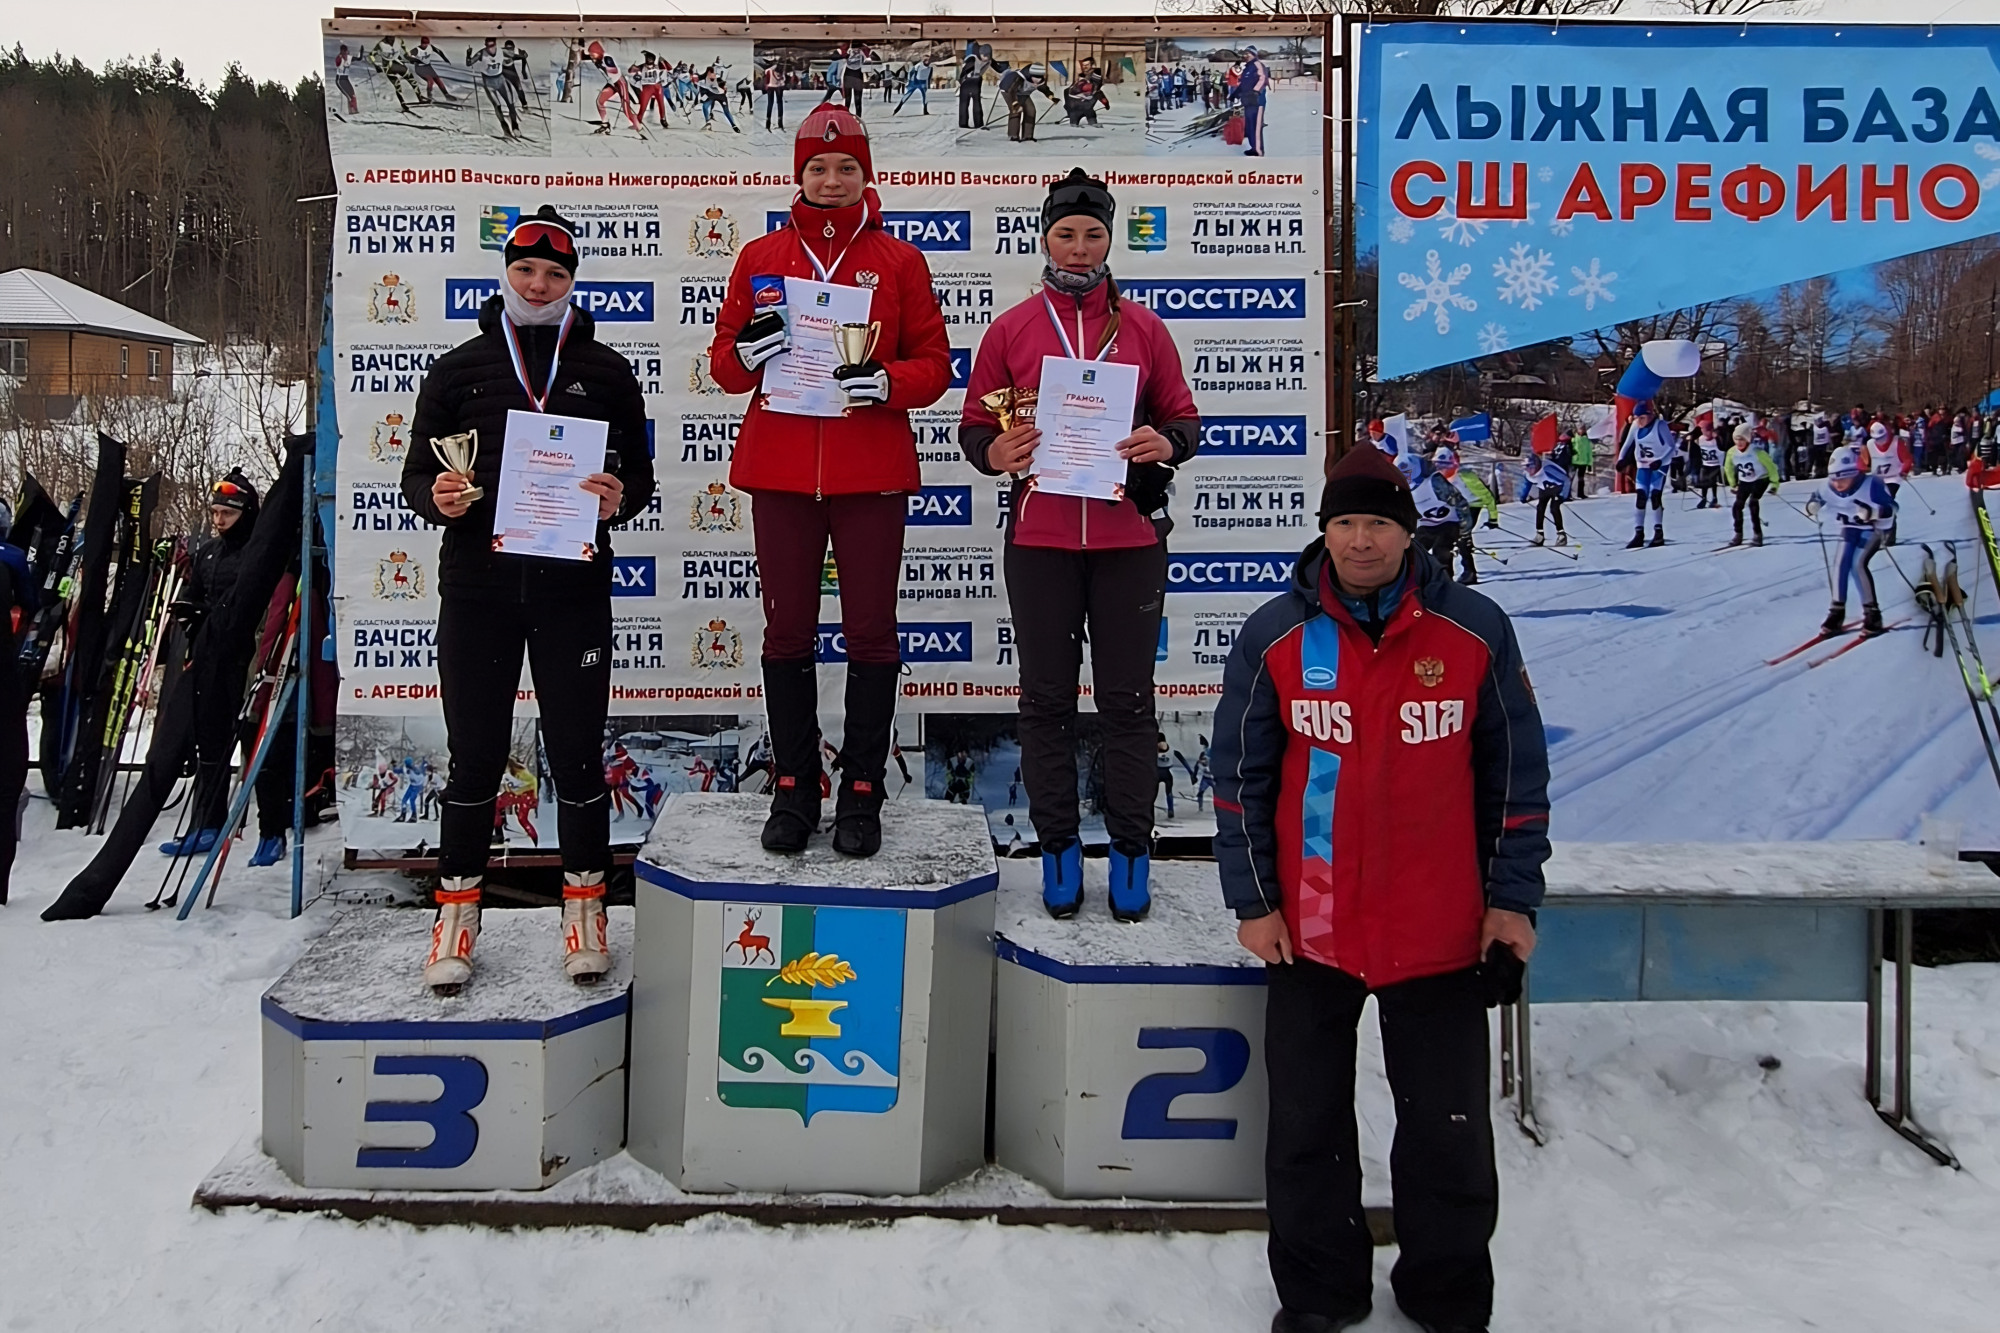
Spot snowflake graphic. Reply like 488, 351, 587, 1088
1400, 250, 1478, 334
1569, 257, 1618, 311
1477, 322, 1511, 354
1537, 166, 1555, 184
1504, 199, 1543, 230
1436, 200, 1489, 248
1548, 216, 1575, 238
1493, 243, 1559, 311
1386, 216, 1416, 244
1974, 142, 2000, 190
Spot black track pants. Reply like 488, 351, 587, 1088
1415, 523, 1461, 569
435, 590, 612, 877
1264, 959, 1497, 1328
1004, 540, 1165, 846
1733, 478, 1769, 538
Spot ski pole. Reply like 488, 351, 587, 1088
1814, 518, 1835, 601
1899, 476, 1939, 517
1563, 507, 1612, 543
176, 674, 298, 920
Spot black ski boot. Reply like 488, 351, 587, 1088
1820, 603, 1847, 638
831, 660, 901, 858
1625, 529, 1646, 549
1862, 601, 1886, 636
1648, 527, 1666, 547
759, 657, 822, 854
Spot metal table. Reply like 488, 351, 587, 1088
1505, 842, 2000, 1169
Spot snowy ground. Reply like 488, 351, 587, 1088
8, 478, 2000, 1328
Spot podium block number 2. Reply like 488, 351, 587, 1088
357, 1054, 489, 1169
1121, 1028, 1251, 1141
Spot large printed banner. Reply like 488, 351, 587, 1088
1358, 22, 2000, 376
324, 19, 1323, 850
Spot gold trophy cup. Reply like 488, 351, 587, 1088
429, 430, 484, 503
980, 388, 1018, 432
836, 320, 882, 370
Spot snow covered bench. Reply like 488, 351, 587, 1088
1519, 841, 2000, 1167
261, 908, 632, 1190
993, 860, 1268, 1201
627, 793, 996, 1196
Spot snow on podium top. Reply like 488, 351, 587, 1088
639, 791, 995, 892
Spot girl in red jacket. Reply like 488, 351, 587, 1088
707, 103, 952, 858
959, 168, 1200, 921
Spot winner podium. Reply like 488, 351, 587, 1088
628, 792, 997, 1195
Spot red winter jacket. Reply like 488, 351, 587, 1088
1212, 543, 1552, 988
708, 190, 953, 496
959, 278, 1200, 549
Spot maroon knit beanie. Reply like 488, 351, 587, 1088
1317, 443, 1420, 532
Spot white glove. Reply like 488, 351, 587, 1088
735, 311, 789, 373
834, 362, 890, 405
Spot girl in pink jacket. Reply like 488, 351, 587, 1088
959, 167, 1200, 922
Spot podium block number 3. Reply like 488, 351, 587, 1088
357, 1054, 489, 1169
1121, 1028, 1251, 1141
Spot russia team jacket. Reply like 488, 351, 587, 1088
1212, 541, 1552, 988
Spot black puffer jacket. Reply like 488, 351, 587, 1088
184, 488, 259, 614
404, 296, 655, 598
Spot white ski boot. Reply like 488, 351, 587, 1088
424, 877, 482, 995
561, 870, 611, 984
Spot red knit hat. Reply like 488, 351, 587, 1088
794, 103, 873, 182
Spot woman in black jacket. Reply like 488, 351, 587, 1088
402, 205, 655, 993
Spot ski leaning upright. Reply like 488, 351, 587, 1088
1916, 543, 2000, 793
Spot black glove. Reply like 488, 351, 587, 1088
1477, 939, 1526, 1008
735, 311, 789, 372
833, 360, 890, 405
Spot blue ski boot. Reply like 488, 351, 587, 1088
159, 828, 219, 858
1041, 836, 1083, 919
1107, 838, 1152, 923
248, 833, 287, 867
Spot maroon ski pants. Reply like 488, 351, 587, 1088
751, 490, 907, 664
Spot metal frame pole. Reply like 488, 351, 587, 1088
291, 445, 312, 919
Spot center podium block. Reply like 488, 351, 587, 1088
628, 792, 997, 1195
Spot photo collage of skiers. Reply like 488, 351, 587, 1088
323, 20, 1325, 855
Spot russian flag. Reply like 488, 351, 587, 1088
1613, 339, 1701, 447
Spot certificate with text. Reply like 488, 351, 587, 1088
762, 277, 873, 419
1030, 356, 1139, 501
492, 409, 608, 562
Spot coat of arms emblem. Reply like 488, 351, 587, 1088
687, 207, 740, 258
1414, 656, 1446, 688
689, 482, 742, 533
373, 550, 425, 601
692, 618, 743, 670
367, 274, 416, 324
717, 902, 905, 1122
368, 413, 411, 464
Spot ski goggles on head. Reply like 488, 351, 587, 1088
504, 220, 576, 255
211, 480, 252, 510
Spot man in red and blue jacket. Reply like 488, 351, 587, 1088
1212, 442, 1550, 1333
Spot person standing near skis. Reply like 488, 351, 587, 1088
1617, 402, 1679, 548
1432, 444, 1492, 583
709, 104, 951, 859
1805, 445, 1897, 639
404, 206, 655, 993
960, 168, 1199, 921
1724, 421, 1781, 547
158, 471, 259, 858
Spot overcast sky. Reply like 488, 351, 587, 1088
5, 0, 1206, 89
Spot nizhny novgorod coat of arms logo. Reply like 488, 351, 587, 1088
717, 902, 905, 1123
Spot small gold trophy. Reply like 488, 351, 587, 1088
429, 430, 483, 502
980, 388, 1018, 432
836, 320, 882, 370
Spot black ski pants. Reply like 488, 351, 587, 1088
959, 78, 983, 127
1266, 958, 1497, 1329
1004, 540, 1165, 847
1733, 478, 1769, 539
1415, 522, 1461, 571
1533, 486, 1565, 533
436, 590, 612, 878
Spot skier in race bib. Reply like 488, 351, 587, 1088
404, 205, 655, 994
1692, 417, 1725, 509
1523, 440, 1572, 547
708, 104, 951, 859
1617, 401, 1680, 548
586, 41, 647, 138
1864, 420, 1914, 545
333, 45, 359, 115
1399, 451, 1476, 583
367, 36, 418, 114
1433, 444, 1494, 583
409, 38, 456, 105
1805, 445, 1897, 639
959, 168, 1200, 921
470, 37, 523, 138
1725, 420, 1781, 547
